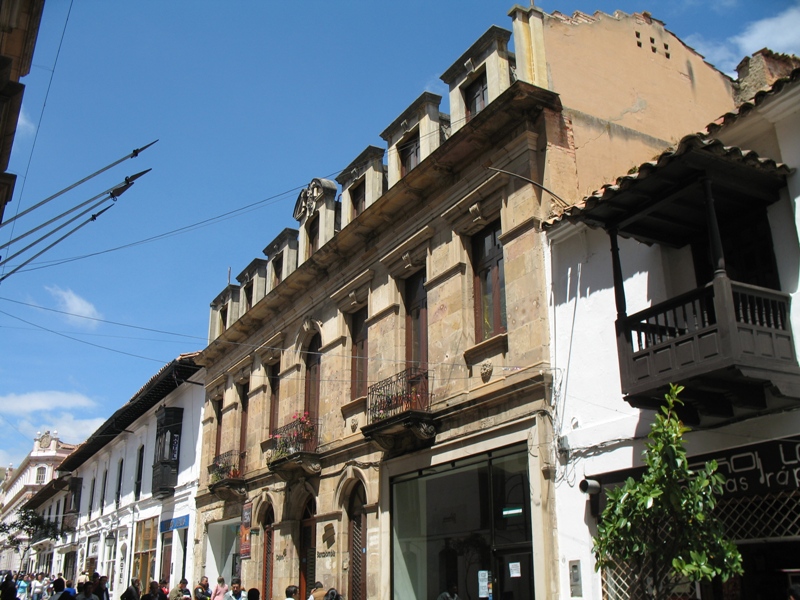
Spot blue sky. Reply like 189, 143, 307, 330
0, 0, 798, 469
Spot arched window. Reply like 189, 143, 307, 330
348, 482, 368, 600
35, 466, 46, 484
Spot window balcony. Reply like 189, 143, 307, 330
267, 417, 321, 480
361, 367, 436, 455
618, 276, 800, 420
151, 460, 178, 500
207, 450, 246, 501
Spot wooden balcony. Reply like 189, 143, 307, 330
151, 460, 178, 499
618, 276, 800, 420
207, 450, 246, 501
267, 417, 321, 480
361, 367, 436, 455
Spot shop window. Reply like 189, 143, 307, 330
400, 132, 420, 177
472, 220, 506, 341
351, 307, 369, 399
133, 516, 158, 585
392, 448, 533, 600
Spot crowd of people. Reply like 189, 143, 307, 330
0, 573, 343, 600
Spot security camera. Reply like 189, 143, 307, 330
579, 479, 600, 495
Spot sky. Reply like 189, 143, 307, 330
0, 0, 798, 470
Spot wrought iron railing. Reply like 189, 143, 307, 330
208, 450, 245, 484
269, 417, 320, 462
367, 367, 431, 425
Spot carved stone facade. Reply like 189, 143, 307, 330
195, 8, 738, 600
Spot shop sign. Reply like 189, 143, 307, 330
159, 515, 189, 533
240, 502, 252, 559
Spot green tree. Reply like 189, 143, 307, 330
593, 384, 743, 599
0, 508, 68, 571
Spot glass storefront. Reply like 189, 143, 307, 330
392, 446, 534, 600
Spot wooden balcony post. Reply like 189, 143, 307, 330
609, 229, 633, 392
703, 177, 727, 279
609, 229, 627, 320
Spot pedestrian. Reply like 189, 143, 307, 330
306, 582, 325, 600
283, 587, 298, 600
64, 580, 77, 597
222, 579, 242, 600
209, 578, 226, 600
16, 574, 29, 599
75, 581, 99, 600
50, 578, 67, 600
96, 576, 110, 600
31, 574, 45, 600
141, 582, 165, 600
1, 574, 16, 600
192, 577, 210, 600
436, 582, 460, 600
120, 579, 140, 600
321, 590, 340, 600
245, 590, 258, 600
168, 580, 188, 600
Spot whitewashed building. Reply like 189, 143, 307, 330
545, 58, 800, 598
26, 355, 204, 592
0, 432, 76, 573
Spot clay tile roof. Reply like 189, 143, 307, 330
545, 134, 791, 230
706, 66, 800, 135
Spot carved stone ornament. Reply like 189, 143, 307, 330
39, 431, 52, 449
409, 421, 437, 440
480, 360, 493, 383
350, 417, 359, 433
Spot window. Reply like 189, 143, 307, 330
272, 253, 283, 287
213, 399, 223, 459
351, 180, 366, 218
134, 446, 145, 501
238, 382, 249, 461
307, 215, 319, 257
405, 270, 428, 368
400, 132, 420, 177
268, 364, 280, 436
351, 307, 369, 399
243, 282, 253, 312
348, 483, 367, 600
100, 470, 107, 516
88, 477, 96, 518
35, 466, 46, 484
133, 516, 158, 585
68, 477, 83, 513
115, 460, 124, 508
304, 334, 322, 421
473, 220, 506, 341
219, 305, 228, 333
465, 72, 488, 121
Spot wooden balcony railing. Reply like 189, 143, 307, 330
208, 450, 245, 484
367, 367, 431, 425
617, 276, 797, 400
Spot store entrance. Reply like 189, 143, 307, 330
700, 540, 800, 600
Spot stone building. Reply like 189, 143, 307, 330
23, 355, 204, 590
194, 6, 738, 600
0, 431, 76, 573
0, 0, 43, 224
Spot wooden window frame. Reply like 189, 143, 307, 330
405, 270, 428, 369
464, 71, 488, 122
351, 179, 366, 218
399, 131, 420, 177
307, 215, 320, 257
472, 220, 507, 341
350, 307, 369, 400
304, 334, 322, 421
268, 364, 280, 436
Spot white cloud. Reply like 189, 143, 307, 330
684, 4, 800, 75
45, 285, 102, 328
732, 5, 800, 57
16, 107, 36, 137
17, 412, 107, 446
0, 390, 96, 416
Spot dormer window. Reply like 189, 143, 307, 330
243, 282, 253, 312
307, 214, 320, 256
219, 305, 228, 333
351, 179, 366, 218
465, 72, 488, 121
400, 131, 420, 177
273, 253, 284, 287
